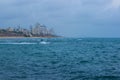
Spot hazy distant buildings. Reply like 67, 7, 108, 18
0, 23, 57, 37
30, 23, 54, 36
7, 27, 14, 31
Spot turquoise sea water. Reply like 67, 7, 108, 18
0, 38, 120, 80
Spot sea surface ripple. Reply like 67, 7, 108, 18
0, 38, 120, 80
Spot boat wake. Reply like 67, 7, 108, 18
0, 42, 37, 45
0, 41, 50, 45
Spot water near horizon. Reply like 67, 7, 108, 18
0, 38, 120, 80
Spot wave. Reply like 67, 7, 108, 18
0, 41, 50, 45
78, 38, 83, 41
0, 42, 37, 45
39, 41, 50, 44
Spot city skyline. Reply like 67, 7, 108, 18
0, 23, 56, 37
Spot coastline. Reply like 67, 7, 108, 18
0, 36, 61, 39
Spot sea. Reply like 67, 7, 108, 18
0, 38, 120, 80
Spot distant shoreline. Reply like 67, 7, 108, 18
0, 36, 61, 38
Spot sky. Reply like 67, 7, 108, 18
0, 0, 120, 37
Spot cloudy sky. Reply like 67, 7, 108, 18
0, 0, 120, 37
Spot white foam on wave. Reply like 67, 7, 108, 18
0, 42, 37, 45
0, 41, 50, 45
39, 41, 50, 44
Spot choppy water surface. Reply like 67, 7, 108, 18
0, 38, 120, 80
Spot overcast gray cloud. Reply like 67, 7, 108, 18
0, 0, 120, 37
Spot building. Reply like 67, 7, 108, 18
7, 27, 14, 31
31, 23, 49, 36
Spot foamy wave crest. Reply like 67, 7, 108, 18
39, 41, 50, 44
